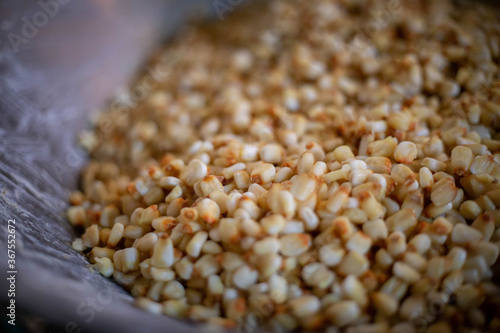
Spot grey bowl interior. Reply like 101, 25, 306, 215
0, 1, 229, 332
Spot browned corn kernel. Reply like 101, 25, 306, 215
82, 224, 99, 248
333, 145, 354, 162
123, 225, 145, 239
460, 200, 482, 220
67, 206, 87, 226
338, 251, 369, 277
430, 178, 458, 207
100, 205, 120, 228
451, 146, 473, 175
394, 141, 418, 164
94, 257, 114, 277
250, 163, 276, 184
372, 292, 398, 316
99, 228, 111, 245
367, 137, 397, 157
181, 159, 208, 186
469, 155, 496, 175
326, 183, 351, 214
186, 231, 208, 258
325, 300, 361, 327
151, 235, 174, 268
279, 233, 311, 257
107, 223, 124, 247
471, 213, 495, 240
386, 209, 417, 235
113, 248, 140, 273
89, 247, 115, 263
451, 224, 483, 245
288, 295, 321, 318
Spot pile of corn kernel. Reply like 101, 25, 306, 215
68, 0, 500, 331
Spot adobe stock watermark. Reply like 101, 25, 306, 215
50, 45, 173, 183
343, 0, 403, 57
6, 219, 17, 326
235, 230, 337, 333
213, 0, 245, 20
408, 275, 467, 333
51, 289, 114, 333
78, 60, 172, 154
7, 0, 71, 54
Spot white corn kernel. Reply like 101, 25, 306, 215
233, 265, 258, 290
151, 235, 175, 268
326, 300, 361, 327
279, 233, 311, 257
186, 231, 208, 258
288, 295, 321, 318
394, 141, 418, 164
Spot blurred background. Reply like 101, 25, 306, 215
1, 0, 498, 332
